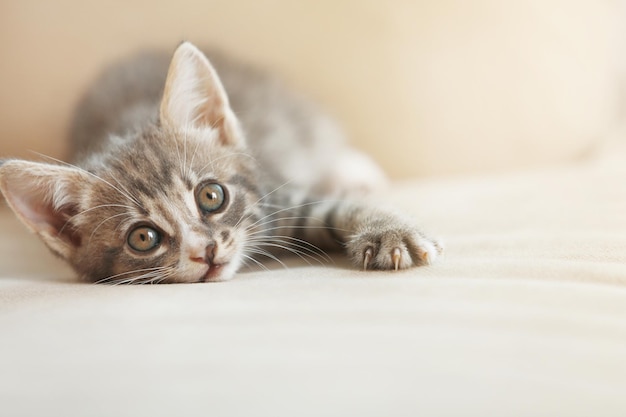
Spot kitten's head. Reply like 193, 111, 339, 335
0, 42, 265, 284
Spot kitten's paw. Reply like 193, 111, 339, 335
347, 225, 443, 271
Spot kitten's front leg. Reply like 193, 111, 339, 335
330, 204, 442, 270
285, 198, 443, 271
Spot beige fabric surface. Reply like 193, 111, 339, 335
2, 143, 626, 416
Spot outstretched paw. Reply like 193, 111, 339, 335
347, 224, 443, 271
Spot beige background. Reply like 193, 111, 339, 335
0, 0, 623, 178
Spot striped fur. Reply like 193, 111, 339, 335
0, 42, 441, 284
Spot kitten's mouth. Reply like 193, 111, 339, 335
199, 263, 226, 282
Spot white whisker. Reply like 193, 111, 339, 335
243, 199, 341, 232
94, 266, 172, 285
242, 247, 288, 269
246, 235, 332, 263
246, 242, 316, 266
197, 151, 258, 178
88, 212, 134, 246
33, 153, 144, 208
187, 133, 203, 179
59, 203, 136, 235
247, 224, 350, 236
240, 253, 270, 272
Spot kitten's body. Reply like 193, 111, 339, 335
70, 49, 384, 196
0, 43, 441, 284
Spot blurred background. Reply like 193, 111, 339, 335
0, 0, 624, 179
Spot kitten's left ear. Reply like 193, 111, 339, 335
0, 160, 91, 260
160, 42, 244, 147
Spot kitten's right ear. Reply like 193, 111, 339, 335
160, 42, 244, 147
0, 160, 91, 260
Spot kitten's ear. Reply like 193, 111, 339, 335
0, 160, 91, 260
160, 42, 243, 146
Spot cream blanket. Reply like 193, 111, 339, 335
1, 145, 626, 416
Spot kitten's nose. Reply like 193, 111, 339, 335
189, 242, 217, 265
205, 243, 216, 263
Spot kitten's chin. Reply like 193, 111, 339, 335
199, 264, 232, 282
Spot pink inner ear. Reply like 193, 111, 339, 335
159, 42, 242, 146
12, 192, 66, 235
6, 181, 65, 234
1, 161, 87, 258
3, 171, 81, 246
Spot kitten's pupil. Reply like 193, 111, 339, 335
197, 183, 226, 213
128, 226, 161, 252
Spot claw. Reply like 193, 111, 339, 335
392, 248, 401, 271
363, 248, 373, 271
433, 239, 445, 255
421, 251, 430, 265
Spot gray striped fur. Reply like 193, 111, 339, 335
0, 42, 441, 283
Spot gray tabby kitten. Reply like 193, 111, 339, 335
0, 42, 442, 284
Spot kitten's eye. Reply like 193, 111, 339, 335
127, 226, 161, 252
197, 183, 226, 213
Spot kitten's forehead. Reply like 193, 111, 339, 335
90, 127, 241, 200
143, 175, 205, 234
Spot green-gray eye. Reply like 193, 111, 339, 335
127, 226, 161, 252
197, 183, 226, 213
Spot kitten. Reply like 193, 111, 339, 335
0, 42, 442, 284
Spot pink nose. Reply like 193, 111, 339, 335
190, 243, 216, 264
205, 243, 216, 263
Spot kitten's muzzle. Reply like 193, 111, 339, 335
190, 242, 216, 265
190, 243, 227, 282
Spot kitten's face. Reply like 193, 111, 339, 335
0, 42, 266, 283
69, 128, 261, 283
